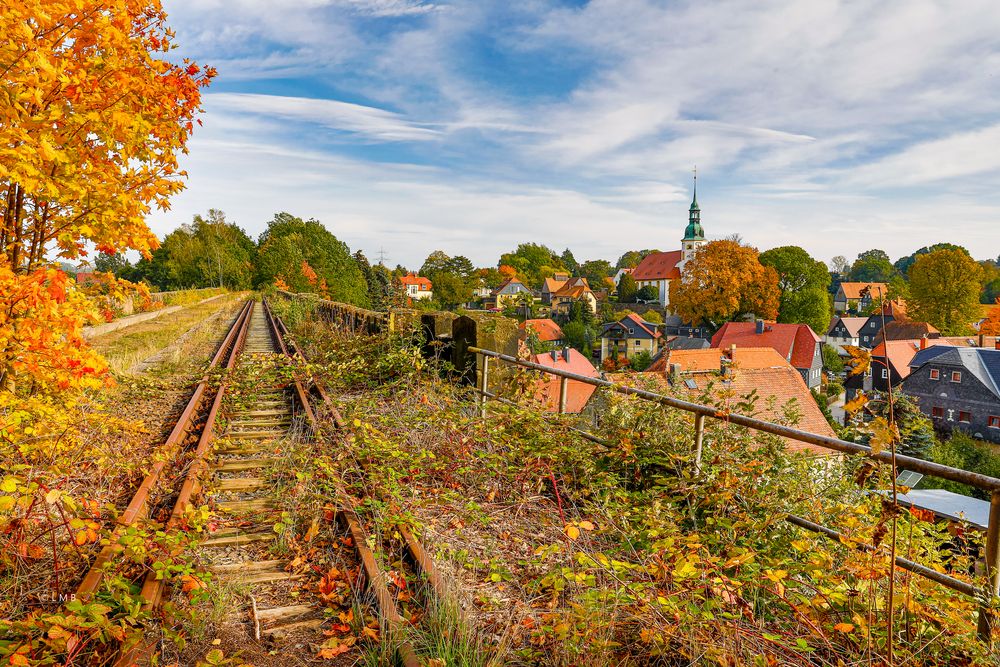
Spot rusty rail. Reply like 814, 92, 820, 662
468, 345, 1000, 643
263, 298, 429, 667
76, 300, 254, 600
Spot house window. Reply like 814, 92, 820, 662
959, 411, 972, 423
989, 416, 1000, 429
863, 336, 868, 342
627, 328, 634, 334
634, 340, 641, 346
932, 407, 944, 418
929, 369, 940, 380
951, 371, 962, 383
881, 369, 888, 379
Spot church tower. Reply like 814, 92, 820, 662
680, 168, 706, 269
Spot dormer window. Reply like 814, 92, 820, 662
951, 371, 962, 383
929, 369, 940, 380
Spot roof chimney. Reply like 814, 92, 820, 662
562, 346, 571, 362
729, 343, 737, 359
669, 363, 682, 385
551, 350, 558, 362
755, 320, 765, 335
920, 335, 927, 350
996, 339, 1000, 351
979, 333, 986, 348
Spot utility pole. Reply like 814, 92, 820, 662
217, 248, 222, 288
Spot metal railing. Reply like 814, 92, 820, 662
468, 345, 1000, 643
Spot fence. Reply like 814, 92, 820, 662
274, 294, 1000, 643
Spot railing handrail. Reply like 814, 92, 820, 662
468, 345, 1000, 492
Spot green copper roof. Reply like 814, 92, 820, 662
683, 220, 704, 240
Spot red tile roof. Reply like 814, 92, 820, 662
838, 282, 888, 300
609, 367, 836, 455
531, 349, 599, 413
399, 272, 432, 290
631, 250, 682, 281
648, 347, 790, 373
872, 339, 951, 378
710, 322, 820, 372
520, 318, 564, 342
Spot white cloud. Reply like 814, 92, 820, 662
844, 123, 1000, 187
204, 93, 441, 142
155, 0, 1000, 267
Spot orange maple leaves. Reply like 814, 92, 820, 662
0, 261, 108, 398
669, 240, 781, 326
981, 299, 1000, 336
1, 0, 215, 269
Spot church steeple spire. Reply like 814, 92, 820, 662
683, 166, 704, 241
691, 165, 698, 210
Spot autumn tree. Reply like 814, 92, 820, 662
1, 1, 212, 390
979, 300, 1000, 336
255, 213, 369, 306
560, 248, 579, 274
617, 273, 638, 303
893, 243, 967, 276
498, 243, 564, 287
669, 240, 780, 326
829, 255, 849, 276
1, 1, 214, 271
908, 249, 983, 335
134, 210, 255, 289
617, 249, 659, 269
759, 245, 832, 334
578, 259, 613, 290
848, 249, 896, 283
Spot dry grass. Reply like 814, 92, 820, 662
90, 292, 245, 374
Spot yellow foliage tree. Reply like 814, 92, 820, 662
0, 0, 215, 269
0, 0, 213, 389
669, 240, 780, 326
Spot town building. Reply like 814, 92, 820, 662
398, 272, 433, 301
825, 316, 867, 355
519, 318, 564, 347
488, 278, 532, 310
599, 313, 662, 362
630, 176, 707, 308
710, 320, 824, 389
844, 337, 951, 400
902, 345, 1000, 444
531, 347, 599, 414
873, 320, 940, 346
833, 282, 888, 313
550, 277, 597, 315
856, 300, 907, 348
541, 272, 571, 304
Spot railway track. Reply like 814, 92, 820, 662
70, 298, 443, 666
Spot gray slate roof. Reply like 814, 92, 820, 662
909, 347, 1000, 398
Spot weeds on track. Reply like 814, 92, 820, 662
268, 296, 998, 666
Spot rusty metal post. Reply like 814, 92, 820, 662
479, 354, 489, 418
978, 489, 1000, 643
558, 376, 569, 414
693, 413, 705, 475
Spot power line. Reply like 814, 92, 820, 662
375, 247, 389, 266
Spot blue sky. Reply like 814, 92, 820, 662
152, 0, 1000, 269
